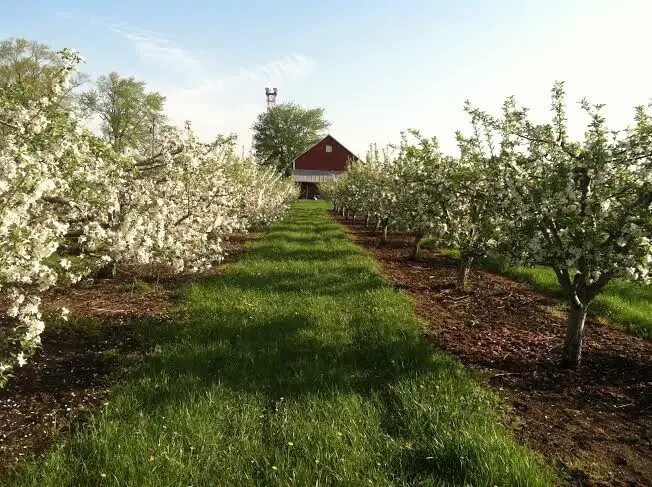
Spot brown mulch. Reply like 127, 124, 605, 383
335, 214, 651, 487
0, 233, 256, 471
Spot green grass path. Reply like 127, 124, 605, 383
4, 201, 554, 486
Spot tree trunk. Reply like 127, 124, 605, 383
341, 207, 346, 217
365, 213, 370, 226
410, 234, 423, 260
380, 224, 389, 244
561, 300, 589, 369
95, 260, 117, 278
457, 256, 473, 289
375, 219, 381, 231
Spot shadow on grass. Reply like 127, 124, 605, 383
3, 202, 554, 487
117, 203, 551, 485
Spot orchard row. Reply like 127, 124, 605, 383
322, 83, 651, 368
0, 49, 298, 384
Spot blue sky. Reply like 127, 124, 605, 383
3, 0, 651, 155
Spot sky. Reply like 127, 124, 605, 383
2, 0, 651, 156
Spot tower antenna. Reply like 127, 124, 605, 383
265, 87, 278, 108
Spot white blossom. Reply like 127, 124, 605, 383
0, 49, 298, 386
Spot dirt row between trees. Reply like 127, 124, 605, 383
0, 234, 256, 471
334, 213, 651, 487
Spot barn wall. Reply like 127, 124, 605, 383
294, 136, 355, 172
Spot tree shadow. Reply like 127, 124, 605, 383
90, 203, 546, 486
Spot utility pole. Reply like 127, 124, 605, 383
150, 113, 156, 157
184, 120, 192, 141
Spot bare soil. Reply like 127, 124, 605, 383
335, 214, 651, 487
0, 234, 255, 471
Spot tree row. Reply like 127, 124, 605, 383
0, 41, 298, 386
321, 84, 651, 368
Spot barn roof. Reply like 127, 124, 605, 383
291, 134, 359, 163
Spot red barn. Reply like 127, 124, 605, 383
291, 135, 359, 198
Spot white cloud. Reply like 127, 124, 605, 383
108, 25, 204, 76
64, 2, 651, 159
153, 49, 315, 143
74, 18, 316, 147
236, 54, 316, 85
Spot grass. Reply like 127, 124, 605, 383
119, 279, 155, 294
3, 201, 554, 486
421, 239, 652, 338
44, 314, 102, 336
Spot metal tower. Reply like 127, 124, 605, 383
265, 87, 278, 108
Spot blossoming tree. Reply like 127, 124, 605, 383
0, 49, 117, 384
490, 83, 652, 367
323, 83, 649, 369
1, 47, 298, 386
448, 104, 508, 288
391, 130, 452, 259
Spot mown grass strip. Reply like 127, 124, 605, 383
3, 201, 554, 486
